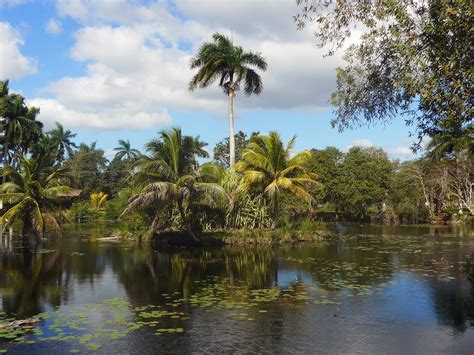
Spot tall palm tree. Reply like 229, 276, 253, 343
0, 155, 72, 237
189, 33, 267, 167
47, 122, 77, 163
235, 132, 319, 227
113, 139, 141, 164
122, 128, 224, 243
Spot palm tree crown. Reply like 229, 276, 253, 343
189, 33, 267, 95
235, 132, 319, 226
113, 139, 141, 163
47, 122, 77, 163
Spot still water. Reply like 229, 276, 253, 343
1, 225, 473, 354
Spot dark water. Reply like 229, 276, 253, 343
1, 224, 474, 354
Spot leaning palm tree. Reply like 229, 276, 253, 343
189, 33, 267, 167
113, 139, 141, 164
235, 132, 319, 227
0, 154, 73, 237
122, 127, 224, 243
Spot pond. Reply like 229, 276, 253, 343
1, 224, 473, 353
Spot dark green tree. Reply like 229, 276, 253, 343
0, 80, 42, 180
213, 131, 259, 168
64, 142, 108, 198
336, 147, 394, 220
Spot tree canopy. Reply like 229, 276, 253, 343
295, 0, 473, 147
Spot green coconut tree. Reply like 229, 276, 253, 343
235, 132, 319, 227
122, 127, 225, 243
0, 154, 73, 237
47, 122, 77, 163
189, 33, 267, 167
113, 139, 141, 165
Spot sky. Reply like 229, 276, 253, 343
0, 0, 421, 160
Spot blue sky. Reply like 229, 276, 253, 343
0, 0, 419, 160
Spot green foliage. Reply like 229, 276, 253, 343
64, 142, 108, 198
0, 80, 42, 175
124, 127, 225, 241
336, 147, 394, 220
295, 0, 473, 147
213, 131, 259, 168
236, 132, 320, 227
0, 155, 72, 237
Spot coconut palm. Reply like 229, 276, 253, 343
113, 139, 141, 164
47, 122, 77, 163
0, 154, 72, 237
189, 33, 267, 167
122, 127, 224, 243
235, 132, 319, 227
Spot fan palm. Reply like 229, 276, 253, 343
47, 122, 77, 163
122, 127, 224, 243
0, 155, 73, 237
189, 33, 267, 167
235, 132, 319, 227
113, 139, 141, 164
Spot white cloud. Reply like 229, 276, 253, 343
28, 98, 171, 130
347, 139, 374, 149
391, 146, 412, 155
33, 0, 344, 130
45, 18, 62, 34
0, 22, 36, 79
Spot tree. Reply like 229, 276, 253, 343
0, 80, 42, 180
113, 139, 141, 165
64, 142, 108, 198
189, 33, 267, 166
308, 147, 344, 209
235, 132, 319, 227
46, 122, 77, 164
335, 147, 394, 220
295, 0, 473, 147
0, 155, 72, 237
123, 128, 224, 242
213, 131, 260, 168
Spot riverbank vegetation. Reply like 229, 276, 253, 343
1, 78, 472, 243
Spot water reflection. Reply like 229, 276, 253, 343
0, 225, 473, 353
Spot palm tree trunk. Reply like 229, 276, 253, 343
2, 143, 8, 184
177, 200, 200, 244
272, 197, 279, 229
228, 89, 236, 167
